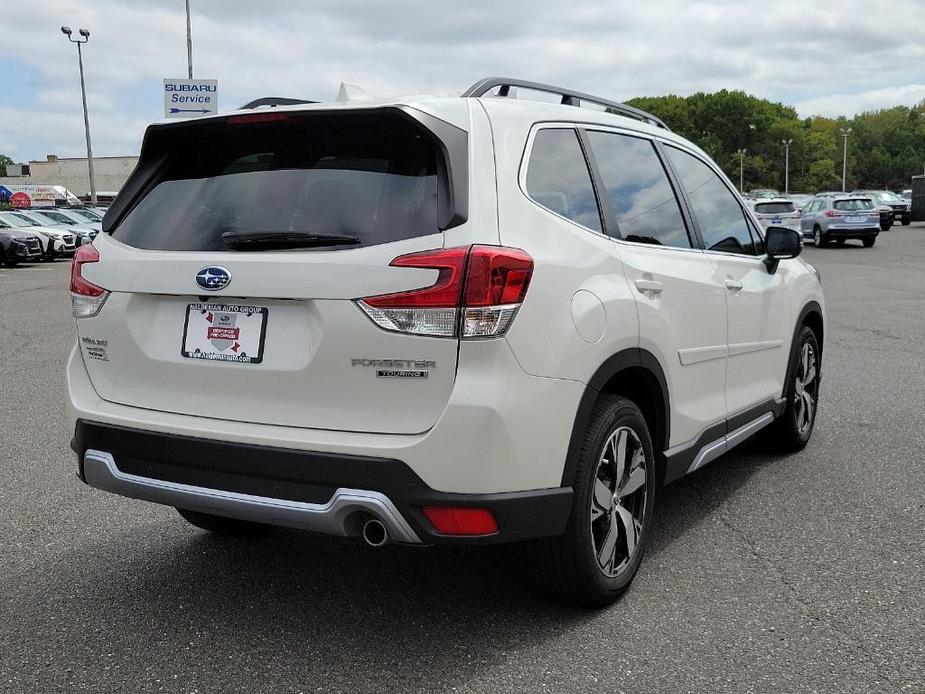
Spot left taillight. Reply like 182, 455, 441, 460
356, 245, 534, 339
70, 244, 109, 318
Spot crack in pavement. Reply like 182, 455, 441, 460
687, 478, 908, 693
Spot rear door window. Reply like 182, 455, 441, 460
112, 112, 441, 251
525, 129, 602, 233
585, 131, 691, 248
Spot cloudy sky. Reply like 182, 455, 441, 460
3, 0, 925, 162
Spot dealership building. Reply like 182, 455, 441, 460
0, 154, 138, 200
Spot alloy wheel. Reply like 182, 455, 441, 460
794, 342, 818, 436
589, 426, 648, 577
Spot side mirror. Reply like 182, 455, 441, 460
764, 226, 801, 273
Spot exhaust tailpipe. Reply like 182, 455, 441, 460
362, 518, 389, 547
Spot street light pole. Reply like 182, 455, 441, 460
840, 127, 853, 192
185, 0, 193, 79
61, 26, 97, 206
737, 148, 746, 194
781, 139, 793, 196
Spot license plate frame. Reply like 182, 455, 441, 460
181, 303, 268, 364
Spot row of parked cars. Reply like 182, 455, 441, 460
746, 188, 912, 249
0, 207, 104, 267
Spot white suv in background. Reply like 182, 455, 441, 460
66, 78, 825, 605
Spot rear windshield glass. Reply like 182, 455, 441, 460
754, 202, 795, 214
834, 199, 874, 211
112, 113, 441, 251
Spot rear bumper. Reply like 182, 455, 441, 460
66, 338, 584, 495
72, 420, 573, 545
826, 226, 879, 238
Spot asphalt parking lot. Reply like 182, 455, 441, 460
2, 227, 924, 693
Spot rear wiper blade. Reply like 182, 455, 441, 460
221, 230, 361, 250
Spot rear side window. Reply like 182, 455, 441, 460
754, 202, 795, 214
834, 199, 874, 211
525, 129, 602, 233
112, 113, 441, 251
666, 146, 760, 255
585, 131, 690, 248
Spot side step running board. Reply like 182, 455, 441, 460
687, 413, 775, 474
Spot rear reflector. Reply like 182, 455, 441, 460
422, 506, 499, 536
70, 244, 109, 318
357, 245, 533, 338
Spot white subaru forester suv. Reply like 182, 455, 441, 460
67, 78, 824, 605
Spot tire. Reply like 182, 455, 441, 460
529, 395, 656, 606
863, 237, 876, 248
812, 226, 828, 248
764, 326, 820, 452
902, 216, 911, 226
880, 222, 891, 232
175, 507, 267, 535
2, 253, 17, 268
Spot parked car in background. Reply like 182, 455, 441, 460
6, 210, 96, 245
801, 195, 880, 247
853, 190, 911, 227
0, 210, 76, 260
787, 193, 813, 210
748, 189, 779, 200
30, 208, 103, 233
750, 198, 801, 232
816, 191, 891, 230
0, 224, 43, 267
901, 189, 912, 201
64, 207, 104, 224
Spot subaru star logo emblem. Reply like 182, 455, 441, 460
195, 266, 231, 291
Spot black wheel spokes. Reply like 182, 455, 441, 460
590, 427, 647, 577
794, 343, 817, 436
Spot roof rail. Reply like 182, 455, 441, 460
239, 96, 317, 110
461, 77, 669, 130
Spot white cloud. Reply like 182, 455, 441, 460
795, 85, 925, 118
3, 0, 925, 160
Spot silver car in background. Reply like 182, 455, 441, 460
29, 208, 103, 233
787, 193, 813, 211
750, 198, 801, 232
800, 195, 880, 248
0, 210, 77, 259
7, 209, 97, 246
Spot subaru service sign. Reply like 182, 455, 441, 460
163, 79, 218, 118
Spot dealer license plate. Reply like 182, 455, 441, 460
181, 303, 268, 364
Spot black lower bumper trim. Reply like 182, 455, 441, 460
72, 420, 573, 544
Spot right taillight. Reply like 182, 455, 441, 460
70, 244, 109, 318
824, 209, 836, 218
357, 245, 533, 339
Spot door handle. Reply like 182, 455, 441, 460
634, 278, 663, 295
724, 279, 744, 291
